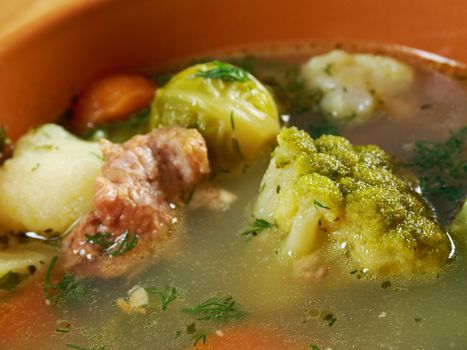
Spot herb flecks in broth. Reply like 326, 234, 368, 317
405, 126, 467, 207
183, 296, 243, 321
44, 256, 89, 304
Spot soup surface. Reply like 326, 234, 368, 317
0, 45, 466, 350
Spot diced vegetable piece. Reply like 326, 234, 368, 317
150, 61, 280, 168
0, 124, 102, 235
302, 50, 413, 124
0, 243, 55, 281
72, 74, 156, 130
191, 325, 300, 350
0, 281, 54, 347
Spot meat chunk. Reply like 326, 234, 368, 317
63, 127, 210, 278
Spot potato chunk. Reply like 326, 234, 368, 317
0, 124, 102, 235
302, 50, 414, 124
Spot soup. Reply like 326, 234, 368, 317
0, 44, 466, 350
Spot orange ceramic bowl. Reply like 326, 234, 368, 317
0, 0, 466, 138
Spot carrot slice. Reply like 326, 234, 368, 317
72, 74, 156, 130
192, 325, 305, 350
0, 280, 55, 347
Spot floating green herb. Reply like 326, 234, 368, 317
66, 344, 105, 350
192, 332, 208, 346
0, 271, 28, 291
195, 61, 250, 82
404, 127, 467, 206
44, 256, 89, 303
309, 345, 321, 350
241, 218, 275, 237
183, 296, 242, 321
146, 285, 177, 310
323, 313, 337, 326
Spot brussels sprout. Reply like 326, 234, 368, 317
150, 61, 280, 168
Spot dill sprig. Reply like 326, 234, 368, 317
108, 231, 138, 257
85, 231, 138, 257
44, 256, 89, 303
183, 296, 243, 321
405, 127, 467, 203
241, 218, 275, 238
66, 344, 105, 350
146, 285, 178, 310
195, 61, 250, 82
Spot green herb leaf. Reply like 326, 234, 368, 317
404, 127, 467, 214
323, 313, 337, 326
44, 256, 89, 303
309, 345, 321, 350
230, 111, 235, 130
108, 231, 139, 257
192, 332, 208, 346
66, 344, 105, 350
146, 285, 177, 310
0, 271, 28, 291
241, 218, 275, 238
186, 322, 196, 335
90, 152, 105, 162
183, 296, 243, 321
195, 61, 250, 82
86, 231, 139, 257
314, 200, 330, 210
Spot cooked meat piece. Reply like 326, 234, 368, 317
63, 127, 210, 278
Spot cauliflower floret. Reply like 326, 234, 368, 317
253, 127, 450, 276
302, 50, 414, 124
0, 124, 102, 235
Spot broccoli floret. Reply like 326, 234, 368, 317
253, 127, 451, 276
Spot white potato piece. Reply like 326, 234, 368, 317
302, 50, 414, 124
0, 124, 102, 235
0, 243, 56, 278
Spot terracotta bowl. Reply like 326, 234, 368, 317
1, 0, 466, 139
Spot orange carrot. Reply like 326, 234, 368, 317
191, 325, 306, 350
0, 280, 55, 347
72, 74, 156, 130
